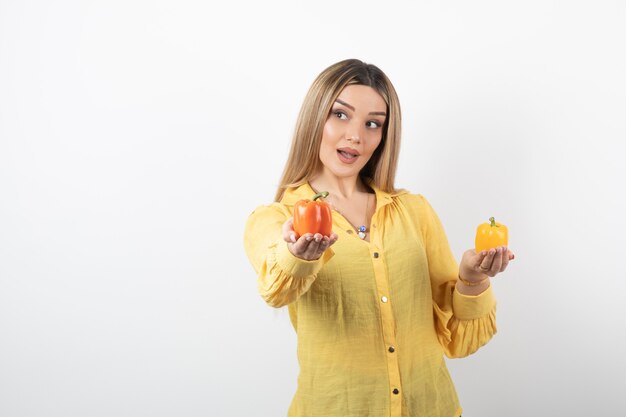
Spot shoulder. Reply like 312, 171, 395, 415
246, 202, 291, 223
367, 182, 425, 209
391, 191, 443, 231
245, 184, 310, 229
392, 190, 433, 212
394, 190, 426, 203
244, 202, 292, 245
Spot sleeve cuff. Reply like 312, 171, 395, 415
275, 239, 335, 278
453, 284, 496, 320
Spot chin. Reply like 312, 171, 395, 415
331, 166, 362, 178
320, 155, 367, 179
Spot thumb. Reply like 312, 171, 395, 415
282, 218, 297, 243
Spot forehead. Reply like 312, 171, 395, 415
336, 85, 386, 113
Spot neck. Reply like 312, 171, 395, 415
309, 171, 369, 200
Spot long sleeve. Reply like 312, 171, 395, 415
243, 203, 334, 308
244, 183, 496, 416
416, 195, 497, 358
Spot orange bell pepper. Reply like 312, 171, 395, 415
293, 191, 333, 238
475, 217, 508, 252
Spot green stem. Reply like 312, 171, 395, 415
489, 217, 497, 227
313, 191, 329, 201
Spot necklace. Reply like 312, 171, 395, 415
357, 193, 371, 239
329, 192, 371, 240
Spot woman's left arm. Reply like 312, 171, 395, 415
415, 195, 515, 358
456, 247, 515, 296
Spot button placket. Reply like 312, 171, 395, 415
370, 245, 402, 416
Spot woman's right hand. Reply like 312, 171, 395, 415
282, 218, 339, 261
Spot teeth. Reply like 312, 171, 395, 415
339, 151, 356, 158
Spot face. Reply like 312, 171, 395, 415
318, 84, 387, 181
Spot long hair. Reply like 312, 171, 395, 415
274, 59, 402, 202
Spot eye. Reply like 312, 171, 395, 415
334, 111, 348, 120
366, 120, 382, 129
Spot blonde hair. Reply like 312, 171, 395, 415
274, 59, 402, 202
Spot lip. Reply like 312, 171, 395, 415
336, 148, 360, 164
337, 147, 360, 156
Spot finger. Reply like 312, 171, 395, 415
474, 250, 486, 267
303, 234, 323, 259
328, 232, 339, 246
489, 247, 504, 275
312, 235, 333, 259
282, 218, 297, 243
500, 247, 511, 272
291, 233, 313, 257
479, 249, 496, 272
293, 233, 335, 260
318, 236, 331, 253
475, 250, 487, 263
508, 251, 515, 261
473, 250, 487, 271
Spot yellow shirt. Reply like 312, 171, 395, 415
243, 182, 497, 417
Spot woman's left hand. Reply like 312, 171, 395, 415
459, 246, 515, 284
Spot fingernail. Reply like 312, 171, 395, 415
291, 234, 296, 242
306, 236, 312, 241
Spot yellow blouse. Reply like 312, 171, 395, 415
243, 182, 497, 417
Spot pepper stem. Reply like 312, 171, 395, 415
313, 191, 329, 201
489, 217, 497, 227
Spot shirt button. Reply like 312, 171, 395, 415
393, 388, 400, 395
381, 296, 388, 303
388, 346, 395, 353
373, 252, 379, 258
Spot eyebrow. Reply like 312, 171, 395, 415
335, 99, 387, 117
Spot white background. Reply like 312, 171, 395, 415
1, 1, 625, 416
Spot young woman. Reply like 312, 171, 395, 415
243, 59, 514, 417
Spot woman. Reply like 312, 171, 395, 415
243, 59, 514, 417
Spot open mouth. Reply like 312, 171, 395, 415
338, 150, 358, 159
337, 148, 359, 164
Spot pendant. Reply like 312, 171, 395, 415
358, 225, 367, 239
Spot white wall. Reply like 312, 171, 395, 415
1, 1, 625, 416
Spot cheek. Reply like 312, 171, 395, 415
321, 121, 340, 151
366, 134, 383, 155
322, 120, 339, 142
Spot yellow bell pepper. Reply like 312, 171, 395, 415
475, 217, 508, 252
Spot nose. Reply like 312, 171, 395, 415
346, 121, 362, 144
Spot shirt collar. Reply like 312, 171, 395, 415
280, 179, 406, 210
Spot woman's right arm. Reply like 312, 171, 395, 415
243, 204, 337, 308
